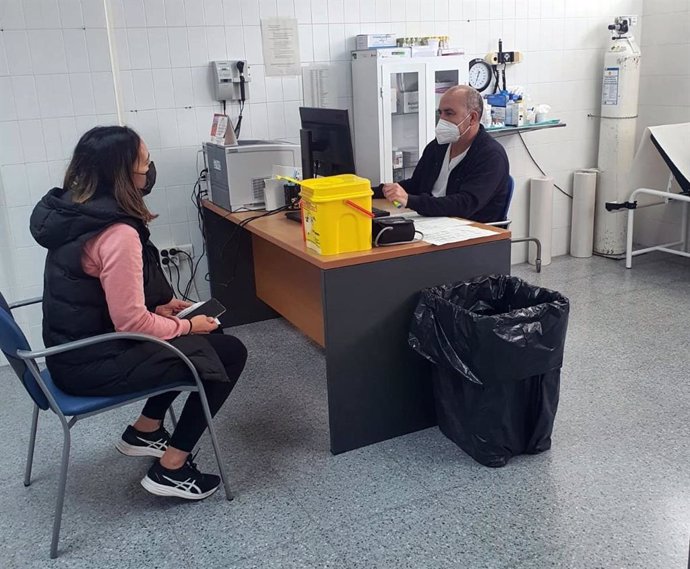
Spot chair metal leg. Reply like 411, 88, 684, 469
24, 404, 39, 487
512, 237, 543, 273
167, 406, 178, 430
197, 388, 233, 501
50, 420, 71, 559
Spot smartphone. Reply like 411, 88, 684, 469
177, 298, 227, 320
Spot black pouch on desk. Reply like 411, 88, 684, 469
372, 217, 415, 246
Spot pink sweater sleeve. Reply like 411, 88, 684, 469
81, 224, 190, 340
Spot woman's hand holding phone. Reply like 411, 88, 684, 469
189, 315, 219, 334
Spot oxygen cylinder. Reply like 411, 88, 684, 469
593, 22, 641, 256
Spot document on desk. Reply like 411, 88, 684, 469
397, 213, 497, 245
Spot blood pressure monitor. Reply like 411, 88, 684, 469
468, 58, 492, 92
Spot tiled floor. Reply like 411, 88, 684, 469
1, 253, 688, 568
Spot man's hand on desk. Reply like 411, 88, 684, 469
382, 183, 408, 208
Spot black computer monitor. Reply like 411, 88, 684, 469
299, 107, 356, 179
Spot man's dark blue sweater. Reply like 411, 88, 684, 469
401, 125, 510, 222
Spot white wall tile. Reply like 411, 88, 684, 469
63, 30, 91, 73
222, 0, 243, 24
123, 0, 146, 27
27, 161, 51, 203
144, 0, 168, 27
82, 1, 106, 27
312, 24, 330, 61
150, 68, 175, 109
91, 72, 117, 114
69, 73, 97, 115
294, 0, 312, 23
203, 0, 225, 25
171, 67, 194, 107
191, 66, 214, 104
23, 0, 62, 30
0, 77, 17, 121
249, 64, 268, 102
157, 109, 181, 147
58, 0, 84, 28
148, 28, 172, 68
57, 117, 78, 158
85, 29, 112, 72
298, 24, 314, 62
8, 205, 34, 248
265, 75, 283, 102
164, 0, 187, 27
0, 35, 8, 76
28, 30, 68, 74
0, 0, 26, 29
40, 118, 63, 160
225, 26, 246, 58
36, 74, 74, 118
1, 164, 30, 207
375, 0, 392, 22
0, 121, 24, 165
243, 25, 264, 64
127, 29, 152, 69
3, 32, 32, 76
259, 0, 278, 19
19, 120, 47, 163
12, 75, 41, 119
187, 27, 210, 66
276, 0, 295, 18
185, 0, 206, 26
249, 102, 269, 138
206, 26, 228, 60
132, 69, 156, 109
168, 28, 191, 67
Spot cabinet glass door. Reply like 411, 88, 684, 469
381, 64, 426, 185
424, 57, 466, 141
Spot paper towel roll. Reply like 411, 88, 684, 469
529, 177, 553, 266
570, 170, 597, 258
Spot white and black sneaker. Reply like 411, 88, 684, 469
141, 454, 220, 500
115, 425, 170, 458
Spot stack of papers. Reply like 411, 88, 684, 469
398, 212, 498, 246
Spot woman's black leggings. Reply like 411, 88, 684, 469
141, 334, 247, 452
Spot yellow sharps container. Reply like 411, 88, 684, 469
299, 174, 373, 255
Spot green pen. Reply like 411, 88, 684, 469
392, 200, 402, 208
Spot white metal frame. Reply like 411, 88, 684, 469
625, 188, 690, 268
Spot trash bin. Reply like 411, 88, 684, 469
409, 275, 569, 468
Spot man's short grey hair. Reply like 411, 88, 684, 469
445, 85, 484, 121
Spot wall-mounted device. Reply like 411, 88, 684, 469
482, 39, 523, 94
211, 60, 251, 102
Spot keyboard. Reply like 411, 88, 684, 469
286, 207, 391, 223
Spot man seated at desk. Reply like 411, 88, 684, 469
382, 85, 510, 222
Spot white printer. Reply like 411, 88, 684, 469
202, 140, 301, 212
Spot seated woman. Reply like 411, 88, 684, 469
30, 126, 247, 500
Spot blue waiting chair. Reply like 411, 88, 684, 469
0, 293, 232, 559
484, 175, 543, 272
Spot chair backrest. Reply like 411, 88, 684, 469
0, 292, 49, 410
499, 175, 515, 222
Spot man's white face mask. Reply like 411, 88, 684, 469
435, 113, 472, 145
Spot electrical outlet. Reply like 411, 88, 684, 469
169, 244, 193, 262
159, 244, 194, 264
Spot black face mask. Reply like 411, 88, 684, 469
141, 161, 157, 196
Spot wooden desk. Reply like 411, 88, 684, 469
203, 199, 512, 453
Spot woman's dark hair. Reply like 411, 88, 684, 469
63, 125, 155, 223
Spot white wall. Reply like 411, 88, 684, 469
633, 0, 690, 247
1, 0, 644, 356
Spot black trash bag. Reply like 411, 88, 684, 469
409, 275, 569, 467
